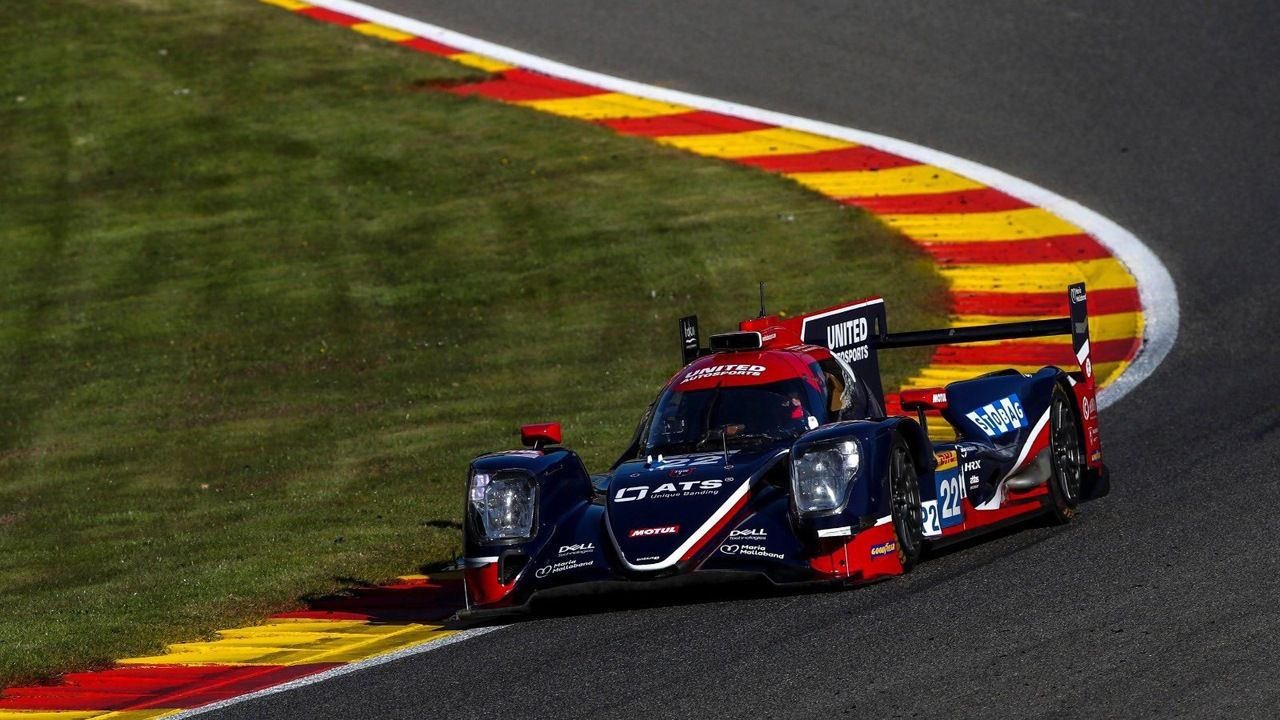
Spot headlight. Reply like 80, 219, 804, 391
791, 440, 861, 514
469, 469, 537, 541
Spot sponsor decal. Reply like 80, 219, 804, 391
934, 450, 957, 468
613, 478, 726, 502
730, 528, 766, 539
719, 544, 785, 560
961, 460, 980, 473
826, 317, 869, 354
655, 453, 727, 469
637, 555, 660, 562
558, 543, 595, 556
534, 558, 593, 579
628, 525, 680, 538
870, 540, 897, 558
1081, 396, 1096, 421
816, 525, 852, 538
681, 363, 766, 384
1070, 286, 1087, 303
932, 392, 947, 404
965, 394, 1027, 437
668, 467, 695, 478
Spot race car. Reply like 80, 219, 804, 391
461, 283, 1109, 614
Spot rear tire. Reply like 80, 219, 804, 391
1047, 384, 1085, 524
888, 433, 924, 571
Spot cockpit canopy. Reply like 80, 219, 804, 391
638, 349, 878, 457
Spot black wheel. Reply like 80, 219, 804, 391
888, 433, 924, 571
1047, 383, 1085, 524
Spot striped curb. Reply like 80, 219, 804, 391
0, 574, 464, 719
257, 0, 1147, 400
0, 0, 1177, 715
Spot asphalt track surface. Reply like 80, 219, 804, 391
213, 3, 1280, 718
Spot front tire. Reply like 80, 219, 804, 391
888, 433, 924, 571
1047, 383, 1085, 524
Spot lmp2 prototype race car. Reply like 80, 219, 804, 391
461, 284, 1109, 614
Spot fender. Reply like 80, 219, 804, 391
789, 417, 934, 533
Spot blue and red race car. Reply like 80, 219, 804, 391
460, 284, 1108, 613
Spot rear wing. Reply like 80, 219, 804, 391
677, 283, 1093, 410
876, 282, 1093, 384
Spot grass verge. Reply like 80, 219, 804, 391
0, 0, 946, 684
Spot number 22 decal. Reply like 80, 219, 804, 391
934, 471, 965, 530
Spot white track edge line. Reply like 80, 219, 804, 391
306, 0, 1179, 412
166, 625, 504, 718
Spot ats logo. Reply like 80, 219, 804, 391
614, 479, 725, 502
965, 394, 1027, 437
629, 525, 679, 538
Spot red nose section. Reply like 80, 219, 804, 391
520, 422, 562, 448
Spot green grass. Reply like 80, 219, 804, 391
0, 0, 946, 685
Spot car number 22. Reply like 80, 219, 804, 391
933, 470, 965, 531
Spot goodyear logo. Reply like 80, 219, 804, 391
965, 394, 1027, 437
870, 541, 897, 558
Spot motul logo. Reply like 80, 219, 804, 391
629, 525, 679, 538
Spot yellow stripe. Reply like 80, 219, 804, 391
515, 92, 691, 120
902, 360, 1128, 388
350, 22, 415, 43
786, 165, 984, 198
258, 0, 310, 10
880, 208, 1083, 242
927, 426, 956, 443
939, 258, 1137, 294
948, 312, 1142, 344
446, 53, 515, 73
118, 618, 454, 666
655, 128, 854, 158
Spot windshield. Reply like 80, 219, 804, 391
643, 378, 826, 456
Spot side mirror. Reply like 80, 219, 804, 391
520, 422, 562, 449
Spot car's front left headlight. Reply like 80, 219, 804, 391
469, 469, 537, 541
791, 439, 861, 514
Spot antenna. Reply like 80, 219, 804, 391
758, 281, 767, 318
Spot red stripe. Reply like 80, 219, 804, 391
680, 488, 754, 563
597, 111, 773, 137
919, 235, 1114, 265
445, 69, 604, 101
0, 664, 338, 711
736, 145, 918, 173
397, 37, 462, 56
295, 6, 362, 25
843, 187, 1031, 214
949, 287, 1141, 316
930, 338, 1139, 365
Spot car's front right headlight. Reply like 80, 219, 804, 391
791, 439, 861, 514
469, 468, 537, 541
